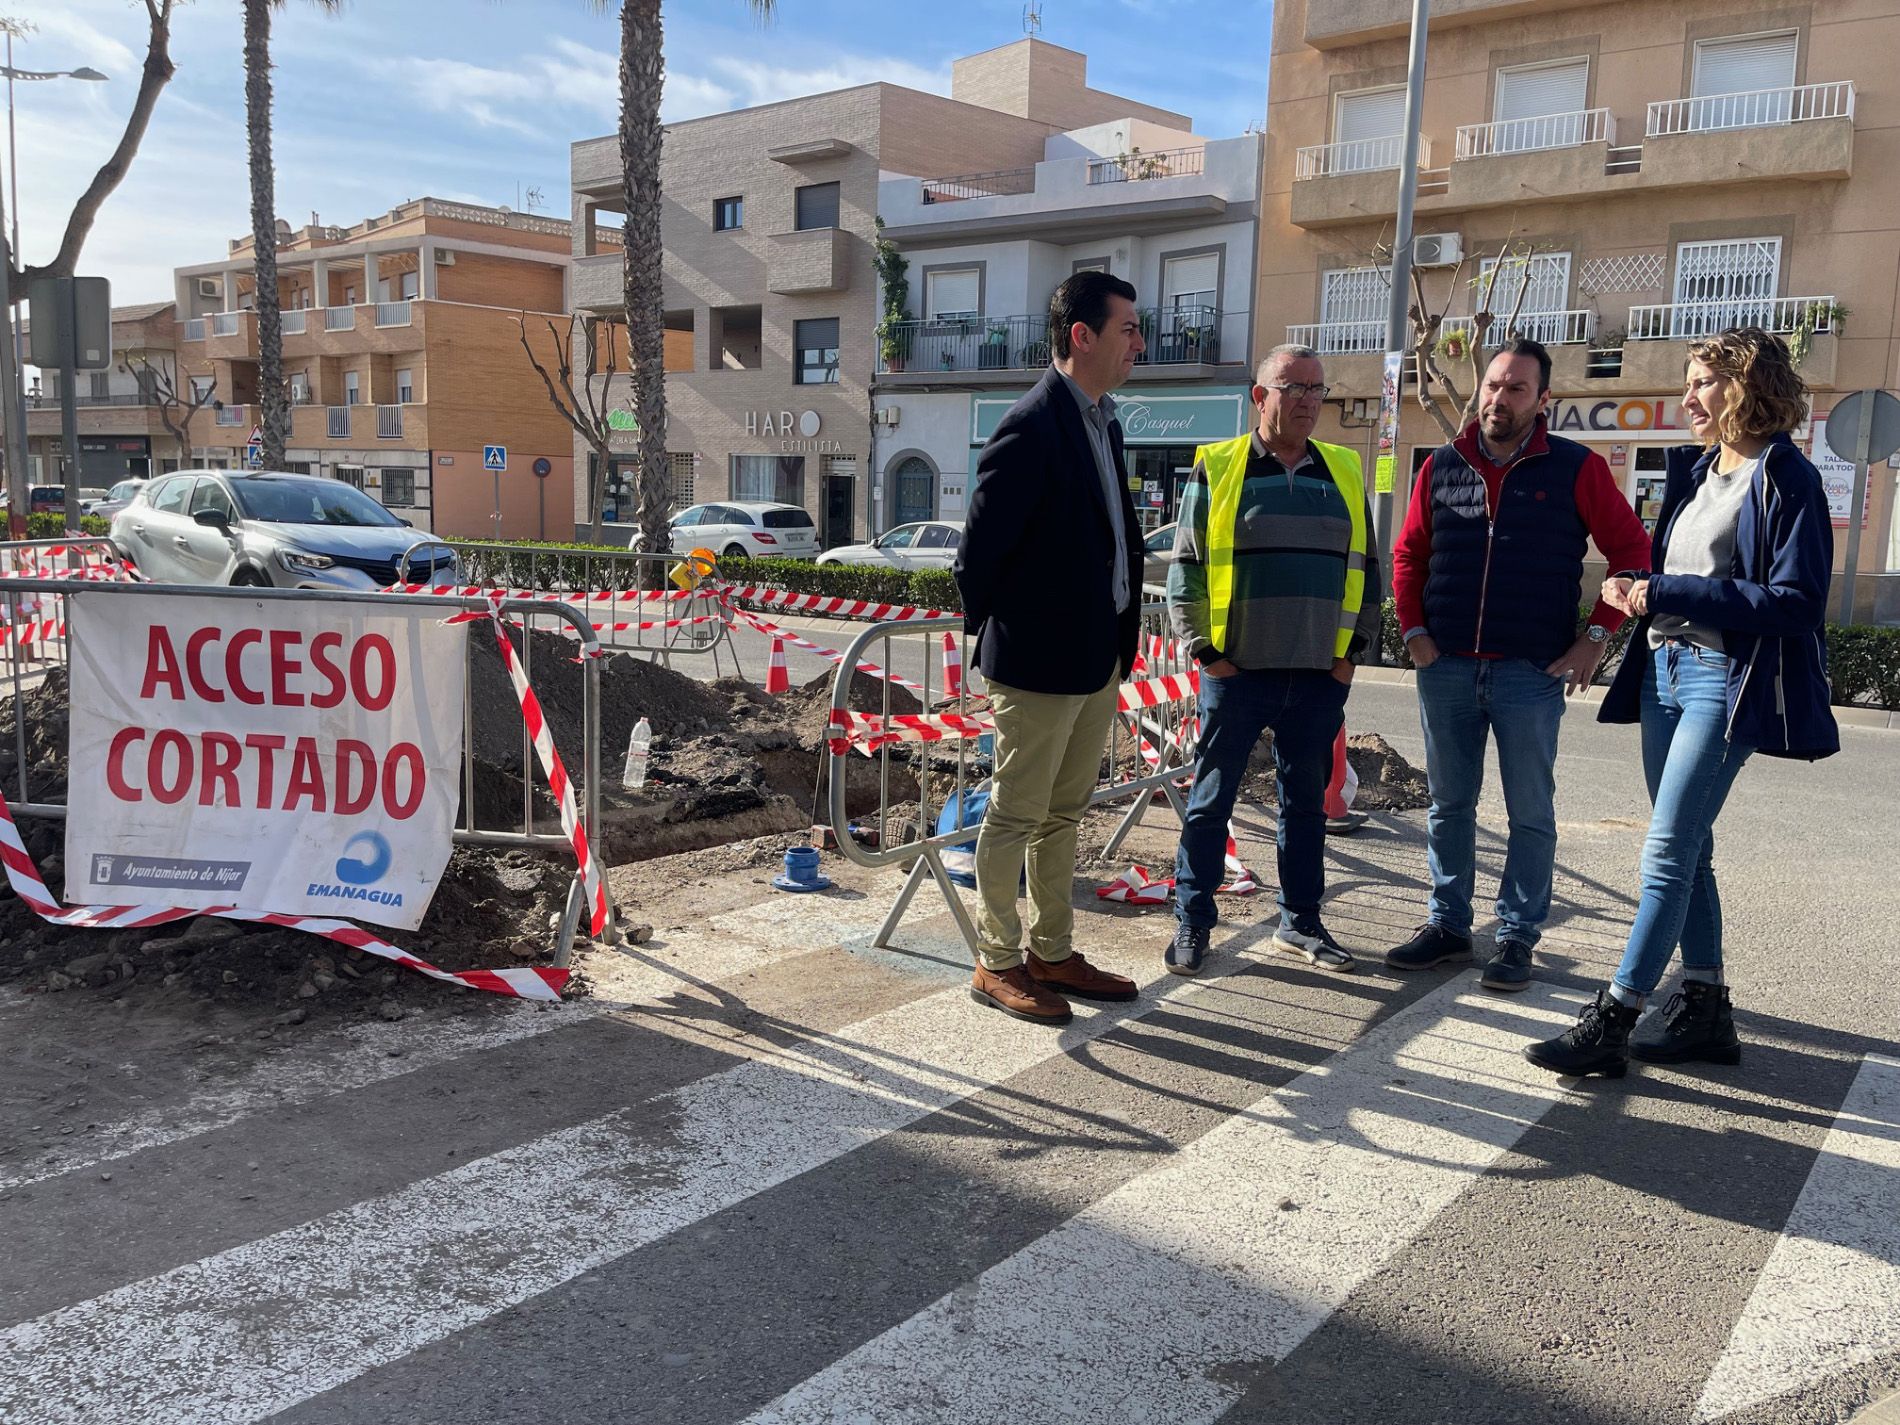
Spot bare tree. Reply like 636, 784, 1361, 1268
120, 353, 214, 467
1404, 237, 1543, 440
12, 1, 179, 287
516, 313, 624, 544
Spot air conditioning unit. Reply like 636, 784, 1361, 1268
1412, 233, 1463, 268
432, 249, 456, 266
197, 277, 221, 299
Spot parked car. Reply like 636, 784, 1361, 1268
76, 486, 111, 515
27, 485, 64, 515
88, 478, 147, 521
110, 469, 457, 590
816, 521, 962, 570
668, 502, 817, 561
1142, 521, 1178, 586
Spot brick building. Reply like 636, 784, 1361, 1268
173, 198, 602, 539
24, 301, 180, 487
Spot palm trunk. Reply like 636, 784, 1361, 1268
618, 0, 668, 557
243, 0, 288, 469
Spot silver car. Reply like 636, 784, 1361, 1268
111, 469, 457, 590
90, 477, 148, 522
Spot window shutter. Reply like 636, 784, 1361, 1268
1495, 59, 1589, 122
1163, 254, 1220, 306
1335, 88, 1406, 145
1693, 32, 1797, 97
926, 270, 979, 319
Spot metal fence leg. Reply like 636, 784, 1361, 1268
552, 873, 586, 968
923, 846, 982, 957
1102, 790, 1155, 859
873, 855, 932, 948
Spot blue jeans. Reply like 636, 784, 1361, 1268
1416, 655, 1565, 947
1612, 642, 1754, 997
1175, 667, 1347, 933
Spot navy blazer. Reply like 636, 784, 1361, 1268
954, 366, 1145, 695
1599, 433, 1839, 760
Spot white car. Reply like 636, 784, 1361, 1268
817, 521, 962, 569
89, 477, 148, 522
668, 502, 818, 561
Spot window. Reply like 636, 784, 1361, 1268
1318, 265, 1391, 352
1670, 237, 1782, 335
382, 470, 416, 507
795, 182, 840, 231
795, 318, 840, 385
334, 465, 366, 491
1691, 31, 1799, 127
925, 269, 980, 321
671, 505, 704, 528
344, 286, 356, 304
1332, 86, 1407, 173
731, 454, 805, 505
1491, 57, 1591, 152
1478, 252, 1573, 342
669, 451, 696, 507
344, 371, 361, 406
395, 368, 414, 404
879, 524, 919, 549
191, 375, 214, 403
400, 272, 419, 300
150, 477, 192, 514
713, 196, 744, 231
289, 373, 310, 405
1162, 252, 1219, 316
916, 524, 953, 549
89, 371, 110, 399
189, 478, 235, 520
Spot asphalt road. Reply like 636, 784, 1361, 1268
2, 668, 1897, 1424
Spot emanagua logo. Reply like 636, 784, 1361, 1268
307, 830, 403, 907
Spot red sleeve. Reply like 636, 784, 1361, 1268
1574, 451, 1653, 632
1391, 454, 1434, 636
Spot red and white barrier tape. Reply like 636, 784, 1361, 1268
1094, 840, 1258, 904
718, 585, 957, 623
721, 597, 930, 699
0, 787, 568, 1001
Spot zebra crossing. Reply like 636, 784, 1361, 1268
2, 829, 1897, 1425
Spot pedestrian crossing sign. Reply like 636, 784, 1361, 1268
483, 445, 508, 472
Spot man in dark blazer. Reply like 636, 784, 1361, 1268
952, 271, 1147, 1026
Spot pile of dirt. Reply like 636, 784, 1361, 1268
1243, 730, 1430, 812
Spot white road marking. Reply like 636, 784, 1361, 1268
0, 882, 903, 1192
1695, 1053, 1900, 1422
0, 951, 1218, 1425
747, 979, 1580, 1425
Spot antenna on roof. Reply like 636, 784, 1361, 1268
1022, 2, 1042, 37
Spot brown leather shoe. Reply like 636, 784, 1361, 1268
1025, 951, 1139, 1002
970, 964, 1074, 1025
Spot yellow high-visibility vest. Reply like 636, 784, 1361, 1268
1194, 434, 1368, 658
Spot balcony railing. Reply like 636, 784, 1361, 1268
184, 318, 205, 341
280, 309, 307, 335
1285, 319, 1386, 355
377, 405, 404, 439
210, 312, 242, 337
374, 301, 411, 327
1627, 293, 1837, 341
1441, 309, 1596, 346
1648, 80, 1855, 137
879, 306, 1224, 374
920, 166, 1037, 204
213, 404, 246, 427
327, 406, 351, 438
1294, 135, 1431, 180
28, 391, 154, 409
1087, 145, 1206, 185
1455, 108, 1615, 160
324, 305, 356, 331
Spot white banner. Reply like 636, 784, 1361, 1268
64, 594, 467, 930
1813, 418, 1873, 527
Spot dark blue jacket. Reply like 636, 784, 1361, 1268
954, 367, 1144, 694
1599, 434, 1839, 760
1421, 427, 1591, 665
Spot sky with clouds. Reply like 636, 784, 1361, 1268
12, 0, 1273, 306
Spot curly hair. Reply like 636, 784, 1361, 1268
1685, 327, 1810, 445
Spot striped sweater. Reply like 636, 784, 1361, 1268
1167, 434, 1382, 671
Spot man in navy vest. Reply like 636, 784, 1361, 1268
1387, 338, 1651, 990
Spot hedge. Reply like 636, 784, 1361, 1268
25, 514, 111, 539
734, 557, 961, 614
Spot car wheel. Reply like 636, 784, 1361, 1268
722, 544, 750, 562
231, 566, 269, 588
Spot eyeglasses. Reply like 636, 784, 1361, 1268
1264, 382, 1331, 401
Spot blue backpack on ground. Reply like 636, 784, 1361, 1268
935, 785, 1022, 892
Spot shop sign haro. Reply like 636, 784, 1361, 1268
745, 408, 842, 454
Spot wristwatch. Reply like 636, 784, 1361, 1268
1585, 624, 1610, 644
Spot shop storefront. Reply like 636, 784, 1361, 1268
971, 384, 1253, 534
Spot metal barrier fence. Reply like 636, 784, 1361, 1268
400, 541, 738, 674
0, 576, 618, 967
0, 538, 128, 681
823, 602, 1201, 955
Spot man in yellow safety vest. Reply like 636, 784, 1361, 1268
1163, 343, 1380, 976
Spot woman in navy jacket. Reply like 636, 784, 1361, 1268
1526, 328, 1839, 1078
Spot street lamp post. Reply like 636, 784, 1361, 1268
0, 56, 107, 535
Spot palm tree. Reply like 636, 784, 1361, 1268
243, 0, 340, 470
606, 1, 775, 557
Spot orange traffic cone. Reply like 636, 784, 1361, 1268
943, 631, 962, 698
766, 636, 790, 694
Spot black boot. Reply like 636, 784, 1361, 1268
1524, 989, 1641, 1078
1630, 981, 1741, 1065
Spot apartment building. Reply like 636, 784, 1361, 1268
24, 301, 180, 485
873, 104, 1260, 536
568, 38, 1196, 548
173, 198, 597, 539
1265, 0, 1900, 621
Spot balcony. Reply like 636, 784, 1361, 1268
323, 305, 357, 332
1441, 309, 1596, 346
1289, 138, 1436, 229
1627, 293, 1837, 343
184, 318, 205, 341
767, 227, 849, 295
28, 391, 154, 409
327, 406, 351, 439
879, 306, 1232, 383
201, 310, 257, 360
882, 134, 1256, 243
377, 405, 404, 439
280, 309, 307, 335
374, 301, 412, 328
1304, 0, 1624, 49
213, 404, 247, 428
1455, 108, 1614, 160
1641, 82, 1855, 188
1285, 320, 1387, 357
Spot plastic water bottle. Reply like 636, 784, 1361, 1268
622, 716, 652, 790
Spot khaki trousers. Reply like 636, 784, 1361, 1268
972, 671, 1121, 972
